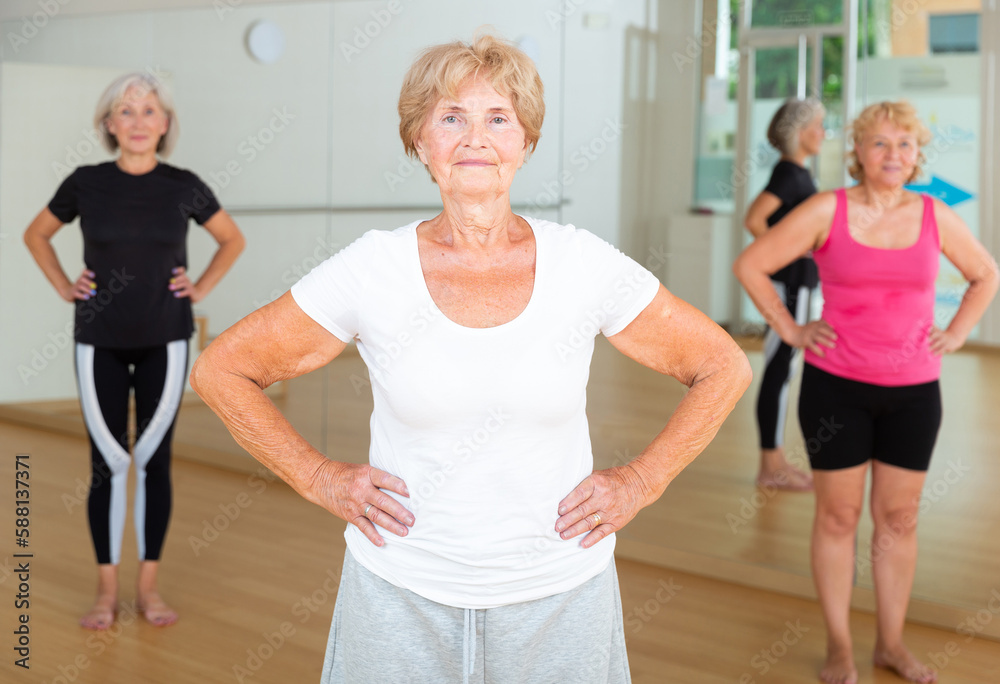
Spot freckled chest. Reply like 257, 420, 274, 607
845, 196, 925, 249
417, 238, 536, 328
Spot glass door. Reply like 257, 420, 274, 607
731, 0, 858, 327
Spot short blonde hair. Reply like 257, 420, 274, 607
847, 101, 931, 183
94, 72, 179, 158
398, 33, 544, 168
766, 97, 825, 157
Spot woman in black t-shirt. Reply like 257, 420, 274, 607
743, 98, 825, 492
24, 73, 245, 629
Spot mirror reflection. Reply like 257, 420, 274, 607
1, 0, 996, 649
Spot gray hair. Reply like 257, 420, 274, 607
766, 97, 825, 157
93, 72, 179, 158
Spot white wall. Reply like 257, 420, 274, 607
0, 0, 331, 21
561, 0, 648, 242
980, 3, 1000, 344
0, 0, 649, 402
641, 0, 701, 290
0, 63, 121, 401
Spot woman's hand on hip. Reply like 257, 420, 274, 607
309, 460, 414, 547
168, 266, 202, 303
788, 319, 837, 356
928, 326, 964, 355
555, 466, 648, 549
63, 269, 96, 302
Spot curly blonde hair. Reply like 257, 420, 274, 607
398, 33, 544, 172
847, 101, 931, 184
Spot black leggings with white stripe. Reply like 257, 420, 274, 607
74, 341, 188, 565
756, 280, 813, 450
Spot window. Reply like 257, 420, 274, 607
929, 13, 980, 54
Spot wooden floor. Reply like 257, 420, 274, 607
144, 337, 1000, 621
585, 338, 1000, 621
4, 338, 1000, 624
2, 421, 999, 684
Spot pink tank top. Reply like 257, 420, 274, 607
804, 188, 941, 386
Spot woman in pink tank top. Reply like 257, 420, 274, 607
735, 102, 998, 684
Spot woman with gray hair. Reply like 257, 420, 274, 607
24, 72, 245, 629
743, 97, 826, 492
192, 34, 750, 683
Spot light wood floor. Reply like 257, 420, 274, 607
1, 422, 998, 684
585, 338, 1000, 622
5, 338, 1000, 632
151, 338, 1000, 619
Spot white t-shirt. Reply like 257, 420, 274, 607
291, 216, 660, 608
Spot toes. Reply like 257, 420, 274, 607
140, 602, 178, 627
79, 611, 114, 630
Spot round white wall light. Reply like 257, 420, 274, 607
246, 20, 285, 65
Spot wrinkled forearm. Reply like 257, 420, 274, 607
627, 346, 752, 504
190, 354, 329, 503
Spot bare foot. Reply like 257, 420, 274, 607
758, 449, 814, 492
757, 464, 814, 492
874, 645, 937, 683
819, 647, 858, 684
137, 592, 178, 627
80, 595, 117, 630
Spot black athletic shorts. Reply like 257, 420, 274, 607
797, 363, 942, 472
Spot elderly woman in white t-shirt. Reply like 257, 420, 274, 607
192, 34, 751, 683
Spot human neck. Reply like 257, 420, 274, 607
116, 153, 158, 175
858, 180, 906, 209
437, 194, 518, 249
783, 151, 809, 168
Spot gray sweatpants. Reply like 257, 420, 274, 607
320, 550, 631, 684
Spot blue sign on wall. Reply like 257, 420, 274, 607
905, 175, 974, 206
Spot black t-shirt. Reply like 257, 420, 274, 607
48, 161, 221, 348
762, 160, 819, 288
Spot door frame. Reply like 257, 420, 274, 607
730, 0, 859, 327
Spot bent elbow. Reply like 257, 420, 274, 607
733, 347, 753, 395
988, 258, 1000, 293
232, 232, 247, 256
189, 352, 217, 401
732, 252, 749, 285
700, 340, 753, 401
188, 357, 205, 398
969, 257, 1000, 298
717, 338, 753, 397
